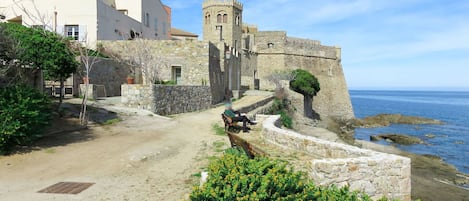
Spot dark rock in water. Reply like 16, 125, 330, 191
355, 113, 444, 128
370, 134, 424, 145
370, 135, 382, 141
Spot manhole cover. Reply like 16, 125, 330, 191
38, 182, 94, 194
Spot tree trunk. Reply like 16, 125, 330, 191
304, 95, 313, 118
59, 78, 64, 104
79, 79, 89, 126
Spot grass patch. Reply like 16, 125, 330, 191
102, 118, 121, 125
43, 148, 56, 154
213, 141, 226, 152
211, 123, 225, 136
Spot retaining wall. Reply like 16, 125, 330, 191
121, 84, 212, 115
260, 115, 411, 201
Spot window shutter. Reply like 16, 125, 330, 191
79, 25, 87, 42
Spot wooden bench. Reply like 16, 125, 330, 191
221, 113, 238, 131
226, 131, 267, 159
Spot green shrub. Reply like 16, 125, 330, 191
0, 85, 51, 154
278, 110, 293, 129
190, 149, 377, 201
268, 98, 293, 129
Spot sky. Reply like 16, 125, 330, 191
164, 0, 469, 91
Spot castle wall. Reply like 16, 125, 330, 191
260, 115, 411, 201
285, 53, 354, 119
241, 34, 258, 89
251, 31, 354, 119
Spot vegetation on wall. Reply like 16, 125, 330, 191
268, 97, 293, 129
0, 85, 51, 154
290, 69, 320, 119
190, 148, 384, 201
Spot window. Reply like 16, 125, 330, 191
172, 66, 182, 84
223, 14, 228, 23
217, 14, 222, 23
65, 25, 79, 40
268, 43, 274, 48
144, 13, 150, 27
235, 15, 240, 26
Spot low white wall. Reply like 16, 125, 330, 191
260, 115, 411, 201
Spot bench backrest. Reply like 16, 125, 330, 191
221, 113, 233, 124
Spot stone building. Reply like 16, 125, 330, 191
0, 0, 172, 45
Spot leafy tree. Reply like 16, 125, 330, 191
0, 23, 26, 86
1, 23, 78, 103
289, 69, 320, 118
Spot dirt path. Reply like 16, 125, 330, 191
0, 94, 272, 201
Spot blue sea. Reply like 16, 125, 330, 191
350, 90, 469, 174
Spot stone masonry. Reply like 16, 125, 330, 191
121, 84, 212, 115
259, 115, 411, 201
247, 31, 354, 119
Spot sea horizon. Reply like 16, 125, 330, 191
349, 87, 469, 92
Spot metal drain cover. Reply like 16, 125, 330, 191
38, 182, 94, 194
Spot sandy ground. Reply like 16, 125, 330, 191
0, 94, 271, 201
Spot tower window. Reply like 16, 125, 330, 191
217, 14, 222, 23
205, 13, 210, 24
235, 15, 240, 26
223, 14, 228, 23
268, 43, 274, 48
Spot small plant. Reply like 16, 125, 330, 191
155, 80, 176, 85
102, 118, 121, 125
268, 98, 293, 128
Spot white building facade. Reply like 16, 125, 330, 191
0, 0, 171, 45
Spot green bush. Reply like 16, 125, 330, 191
0, 85, 51, 154
268, 98, 293, 129
190, 149, 377, 201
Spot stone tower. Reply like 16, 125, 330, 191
202, 0, 243, 49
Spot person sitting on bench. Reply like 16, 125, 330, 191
224, 103, 256, 133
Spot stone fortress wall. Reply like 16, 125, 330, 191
259, 115, 411, 201
247, 31, 354, 119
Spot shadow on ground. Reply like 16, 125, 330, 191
7, 99, 120, 155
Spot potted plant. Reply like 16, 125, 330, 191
126, 74, 135, 84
